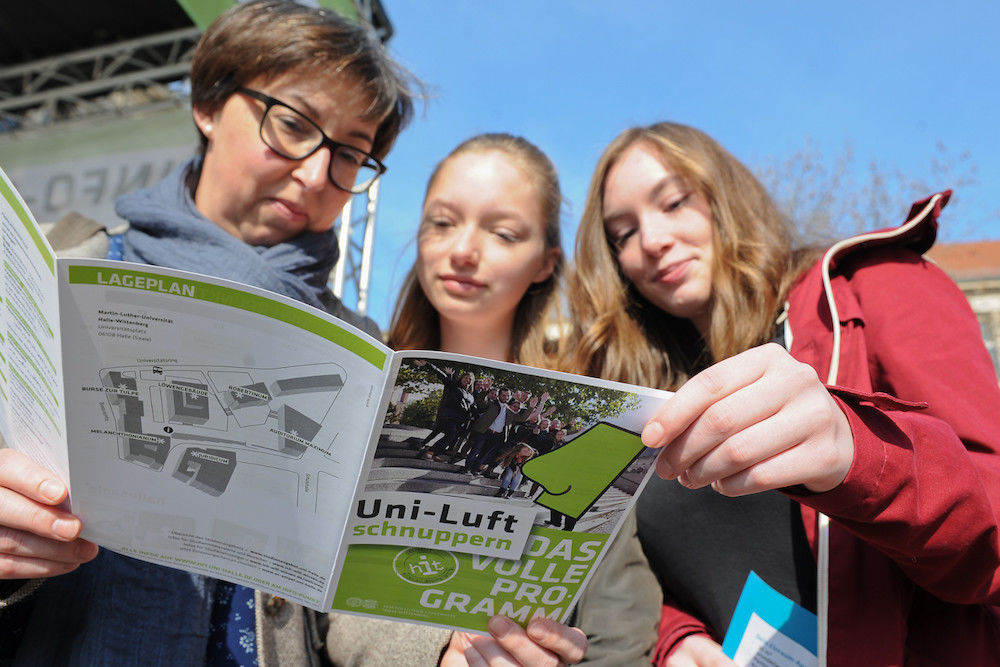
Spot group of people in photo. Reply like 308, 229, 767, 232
1, 1, 998, 666
407, 360, 577, 501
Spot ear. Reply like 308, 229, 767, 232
192, 104, 219, 140
531, 247, 561, 284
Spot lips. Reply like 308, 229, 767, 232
439, 273, 486, 294
653, 258, 693, 284
271, 197, 309, 223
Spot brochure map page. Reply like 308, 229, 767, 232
57, 259, 392, 609
330, 351, 670, 633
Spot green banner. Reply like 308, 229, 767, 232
176, 0, 360, 31
67, 264, 386, 370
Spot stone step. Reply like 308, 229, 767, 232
374, 446, 421, 459
384, 434, 430, 448
372, 457, 464, 473
365, 480, 506, 497
366, 467, 473, 484
374, 445, 474, 466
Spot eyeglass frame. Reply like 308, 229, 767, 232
235, 86, 387, 194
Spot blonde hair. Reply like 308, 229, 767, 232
564, 122, 817, 388
387, 133, 564, 366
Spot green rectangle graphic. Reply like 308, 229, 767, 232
332, 528, 608, 631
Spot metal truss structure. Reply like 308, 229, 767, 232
0, 27, 201, 130
0, 1, 390, 317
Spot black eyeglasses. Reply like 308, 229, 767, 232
236, 87, 386, 194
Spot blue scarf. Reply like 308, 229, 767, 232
118, 158, 340, 311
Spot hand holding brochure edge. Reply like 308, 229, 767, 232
0, 448, 98, 578
444, 616, 588, 666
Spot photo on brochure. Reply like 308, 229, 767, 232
371, 357, 655, 534
330, 354, 662, 633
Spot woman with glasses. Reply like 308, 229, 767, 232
0, 2, 428, 664
564, 122, 1000, 666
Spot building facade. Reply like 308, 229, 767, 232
926, 240, 1000, 379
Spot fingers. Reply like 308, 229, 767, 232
641, 344, 853, 496
664, 634, 735, 667
0, 449, 69, 506
0, 449, 98, 579
479, 616, 586, 666
525, 617, 587, 664
680, 385, 848, 494
667, 362, 817, 487
0, 525, 96, 563
442, 617, 587, 666
0, 450, 80, 541
0, 537, 99, 578
642, 345, 778, 450
440, 632, 481, 667
654, 370, 789, 482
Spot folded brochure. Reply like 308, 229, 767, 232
0, 166, 669, 633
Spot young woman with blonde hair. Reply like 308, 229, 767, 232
385, 132, 590, 665
388, 133, 564, 366
566, 122, 1000, 666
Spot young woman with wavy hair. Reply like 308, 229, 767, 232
569, 123, 817, 389
566, 122, 1000, 666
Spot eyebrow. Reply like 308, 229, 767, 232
423, 200, 531, 229
284, 92, 376, 148
603, 174, 687, 225
649, 175, 687, 201
422, 199, 462, 217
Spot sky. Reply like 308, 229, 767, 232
360, 1, 1000, 329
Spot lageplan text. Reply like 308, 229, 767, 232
351, 492, 538, 559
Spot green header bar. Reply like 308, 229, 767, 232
67, 264, 386, 370
176, 0, 359, 30
0, 176, 55, 275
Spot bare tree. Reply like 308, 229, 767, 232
754, 139, 982, 244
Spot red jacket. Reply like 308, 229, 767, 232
655, 193, 1000, 666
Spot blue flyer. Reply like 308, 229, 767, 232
721, 571, 817, 667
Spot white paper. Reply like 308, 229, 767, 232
734, 612, 818, 667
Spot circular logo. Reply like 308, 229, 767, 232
392, 547, 459, 586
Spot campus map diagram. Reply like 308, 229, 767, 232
98, 362, 347, 498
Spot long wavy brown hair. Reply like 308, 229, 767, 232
387, 133, 564, 366
564, 122, 818, 389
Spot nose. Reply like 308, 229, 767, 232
449, 223, 481, 268
638, 213, 674, 256
293, 147, 332, 192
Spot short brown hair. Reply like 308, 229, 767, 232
189, 0, 416, 160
